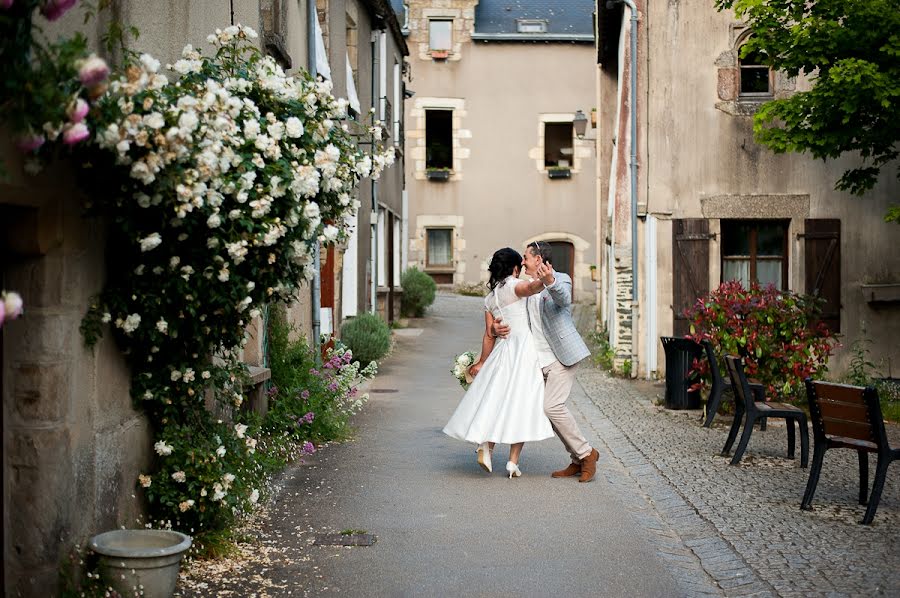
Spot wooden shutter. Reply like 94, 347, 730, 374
804, 219, 841, 333
673, 219, 712, 338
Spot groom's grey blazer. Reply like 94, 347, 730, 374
526, 272, 590, 367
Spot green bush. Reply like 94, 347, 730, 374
340, 312, 392, 366
401, 267, 437, 317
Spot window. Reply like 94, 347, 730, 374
425, 109, 453, 169
722, 220, 788, 289
426, 228, 453, 268
429, 20, 452, 51
546, 241, 575, 278
517, 19, 547, 33
544, 122, 574, 168
739, 47, 771, 97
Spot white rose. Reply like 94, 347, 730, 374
207, 213, 222, 228
215, 445, 226, 458
139, 233, 162, 252
234, 423, 248, 438
249, 489, 260, 504
285, 116, 303, 137
154, 441, 173, 456
456, 353, 472, 367
171, 471, 186, 482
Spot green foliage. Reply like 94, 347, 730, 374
265, 308, 376, 442
686, 281, 837, 401
846, 336, 878, 386
455, 282, 486, 297
715, 0, 900, 218
622, 359, 633, 379
401, 266, 437, 317
589, 327, 616, 372
340, 313, 392, 366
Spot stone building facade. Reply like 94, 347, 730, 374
0, 1, 406, 594
595, 1, 900, 378
396, 0, 597, 302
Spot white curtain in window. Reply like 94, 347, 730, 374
756, 261, 782, 289
723, 260, 750, 288
346, 53, 361, 114
427, 229, 452, 266
314, 14, 332, 80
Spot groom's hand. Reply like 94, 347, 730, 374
491, 317, 511, 339
536, 262, 556, 286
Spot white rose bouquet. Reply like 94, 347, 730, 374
451, 351, 477, 390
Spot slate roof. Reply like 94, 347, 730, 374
474, 0, 594, 37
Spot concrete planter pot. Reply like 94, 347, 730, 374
90, 529, 192, 598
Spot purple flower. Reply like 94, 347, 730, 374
309, 368, 319, 376
300, 389, 310, 400
40, 0, 78, 21
66, 98, 89, 123
77, 54, 109, 87
342, 352, 353, 364
302, 441, 316, 455
62, 122, 89, 145
266, 385, 279, 397
0, 0, 15, 11
327, 382, 338, 392
349, 388, 358, 397
16, 133, 45, 152
303, 412, 315, 424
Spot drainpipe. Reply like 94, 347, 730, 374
308, 0, 321, 362
370, 32, 379, 313
615, 0, 639, 372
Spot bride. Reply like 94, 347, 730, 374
443, 247, 554, 478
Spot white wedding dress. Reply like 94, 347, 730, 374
443, 276, 553, 445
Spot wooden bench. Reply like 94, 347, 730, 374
722, 356, 809, 467
802, 380, 899, 524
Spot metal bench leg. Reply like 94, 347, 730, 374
798, 416, 809, 468
703, 387, 723, 428
759, 417, 767, 431
801, 443, 825, 510
862, 456, 891, 524
722, 407, 743, 456
786, 418, 796, 459
730, 413, 755, 465
857, 450, 869, 505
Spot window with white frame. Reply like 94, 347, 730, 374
544, 122, 574, 168
426, 228, 453, 268
739, 46, 772, 97
393, 61, 401, 142
429, 19, 452, 51
721, 220, 788, 289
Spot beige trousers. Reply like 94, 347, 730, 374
542, 360, 591, 462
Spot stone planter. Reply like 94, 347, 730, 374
90, 529, 192, 598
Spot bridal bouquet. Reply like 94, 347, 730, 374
451, 351, 477, 390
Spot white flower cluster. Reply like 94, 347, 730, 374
96, 24, 395, 291
451, 351, 477, 390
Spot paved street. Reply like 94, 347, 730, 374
179, 293, 900, 597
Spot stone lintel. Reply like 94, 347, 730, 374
701, 194, 810, 220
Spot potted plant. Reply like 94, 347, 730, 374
591, 108, 597, 128
431, 50, 449, 60
90, 529, 192, 597
590, 265, 599, 282
426, 167, 452, 181
547, 166, 571, 179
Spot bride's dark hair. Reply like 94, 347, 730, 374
487, 247, 522, 290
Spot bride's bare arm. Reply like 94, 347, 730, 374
514, 263, 556, 298
469, 311, 497, 377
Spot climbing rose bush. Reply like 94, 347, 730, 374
685, 281, 837, 401
78, 24, 394, 531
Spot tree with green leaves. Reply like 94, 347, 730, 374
715, 0, 900, 222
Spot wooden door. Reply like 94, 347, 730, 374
804, 219, 841, 333
672, 219, 712, 338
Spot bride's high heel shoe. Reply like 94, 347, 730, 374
506, 461, 522, 479
477, 442, 492, 473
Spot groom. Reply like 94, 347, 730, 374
492, 241, 600, 482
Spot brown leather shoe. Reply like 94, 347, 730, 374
551, 462, 582, 478
578, 448, 600, 483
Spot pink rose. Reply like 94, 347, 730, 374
16, 133, 45, 152
66, 98, 89, 123
0, 301, 5, 327
3, 292, 23, 320
77, 54, 109, 87
40, 0, 78, 21
0, 0, 15, 10
62, 122, 90, 145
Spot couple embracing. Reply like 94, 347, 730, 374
443, 242, 600, 482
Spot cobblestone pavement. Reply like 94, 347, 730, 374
574, 331, 900, 597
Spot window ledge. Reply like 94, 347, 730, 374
546, 168, 572, 179
424, 265, 455, 272
861, 283, 900, 304
715, 98, 771, 117
426, 169, 452, 181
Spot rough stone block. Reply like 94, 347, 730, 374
10, 312, 76, 362
5, 254, 65, 308
718, 68, 737, 101
10, 361, 70, 423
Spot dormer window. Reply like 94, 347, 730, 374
516, 19, 547, 33
429, 19, 453, 51
739, 47, 772, 97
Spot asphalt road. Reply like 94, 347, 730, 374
290, 293, 681, 597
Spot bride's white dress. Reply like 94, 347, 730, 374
443, 276, 553, 445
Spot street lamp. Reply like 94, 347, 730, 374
573, 109, 588, 139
